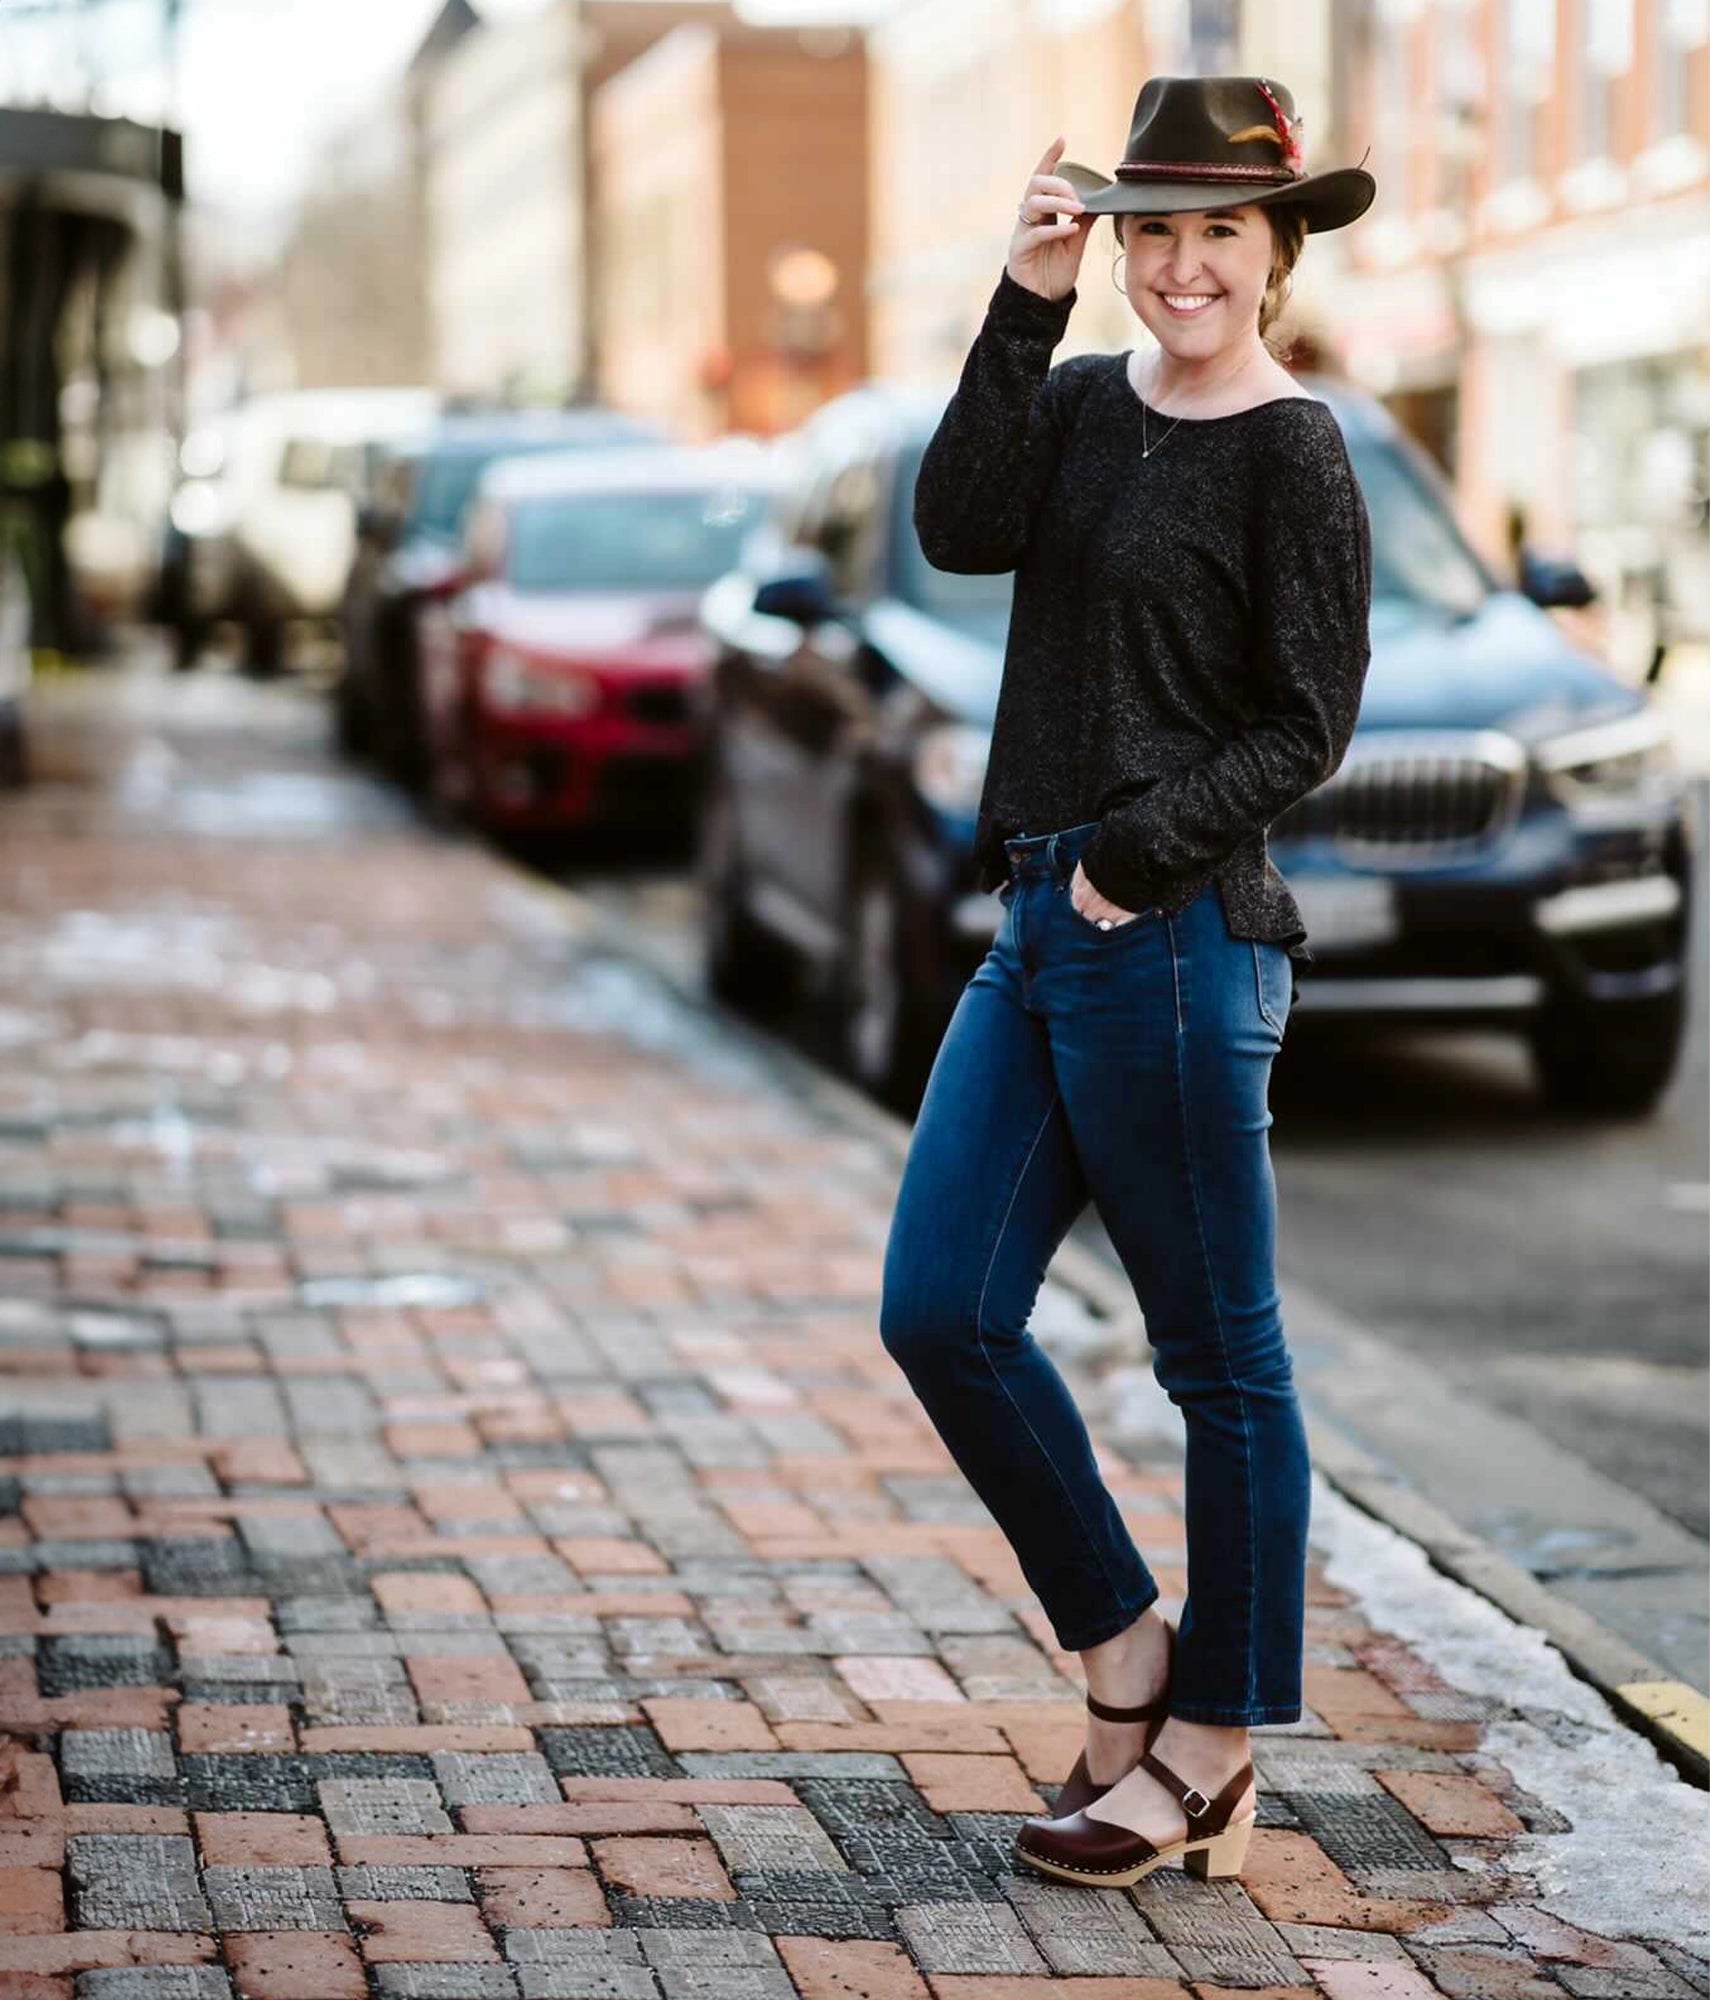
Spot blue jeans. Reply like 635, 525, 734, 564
879, 819, 1307, 1725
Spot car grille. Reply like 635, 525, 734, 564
628, 684, 693, 726
1272, 729, 1527, 867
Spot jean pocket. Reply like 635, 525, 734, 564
1252, 940, 1291, 1035
1063, 887, 1157, 939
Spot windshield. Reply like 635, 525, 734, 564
407, 423, 661, 542
891, 422, 1492, 632
890, 445, 1015, 637
1343, 432, 1491, 619
507, 488, 764, 593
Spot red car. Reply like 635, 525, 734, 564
422, 440, 779, 833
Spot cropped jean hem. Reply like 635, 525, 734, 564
1168, 1699, 1302, 1727
1053, 1582, 1160, 1655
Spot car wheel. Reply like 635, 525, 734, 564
0, 706, 27, 789
332, 670, 373, 760
699, 769, 797, 1017
242, 615, 286, 678
836, 838, 936, 1109
1528, 986, 1686, 1118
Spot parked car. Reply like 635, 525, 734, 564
335, 408, 667, 789
696, 378, 1694, 1115
163, 387, 439, 674
419, 439, 780, 837
0, 538, 31, 786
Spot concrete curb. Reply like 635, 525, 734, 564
499, 857, 1709, 1791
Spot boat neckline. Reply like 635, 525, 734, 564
1117, 351, 1322, 423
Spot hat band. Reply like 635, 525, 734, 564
1114, 160, 1303, 184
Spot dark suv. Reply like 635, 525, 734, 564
336, 409, 666, 789
697, 376, 1693, 1115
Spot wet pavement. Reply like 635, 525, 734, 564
0, 656, 1705, 1999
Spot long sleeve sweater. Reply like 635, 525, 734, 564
913, 265, 1374, 964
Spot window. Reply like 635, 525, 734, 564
889, 444, 1015, 639
1653, 0, 1708, 140
505, 487, 764, 593
1345, 431, 1493, 619
1503, 0, 1556, 181
1581, 0, 1632, 160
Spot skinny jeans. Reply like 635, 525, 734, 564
878, 818, 1308, 1725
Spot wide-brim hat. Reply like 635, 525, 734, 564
1059, 74, 1375, 233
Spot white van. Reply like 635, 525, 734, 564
170, 387, 438, 672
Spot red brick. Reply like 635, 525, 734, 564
297, 1726, 534, 1754
176, 1703, 294, 1754
224, 1932, 367, 1999
407, 1654, 531, 1708
475, 1866, 608, 1928
927, 1983, 1186, 2000
194, 1812, 332, 1866
780, 1716, 1009, 1756
899, 1753, 1046, 1814
0, 1938, 214, 1975
1374, 1769, 1525, 1839
463, 1803, 697, 1836
371, 1571, 489, 1618
0, 1972, 71, 1999
554, 1536, 667, 1574
590, 1836, 736, 1900
557, 1777, 800, 1805
774, 1937, 931, 2000
1244, 1830, 1450, 1934
0, 1871, 62, 1935
640, 1699, 777, 1752
346, 1900, 499, 1963
1192, 1989, 1319, 1999
0, 1746, 60, 1818
0, 1832, 61, 1870
1298, 1966, 1443, 2000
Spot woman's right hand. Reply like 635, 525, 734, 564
1006, 136, 1093, 303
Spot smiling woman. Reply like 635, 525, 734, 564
1114, 203, 1308, 357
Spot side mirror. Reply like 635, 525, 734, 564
1518, 546, 1597, 609
753, 567, 836, 625
357, 501, 402, 553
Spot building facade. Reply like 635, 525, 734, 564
1329, 0, 1708, 676
590, 19, 869, 436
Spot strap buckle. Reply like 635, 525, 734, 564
1181, 1786, 1211, 1818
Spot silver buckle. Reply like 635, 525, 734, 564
1181, 1786, 1211, 1817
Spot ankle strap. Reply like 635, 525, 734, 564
1085, 1688, 1168, 1723
1137, 1747, 1254, 1829
1082, 1618, 1174, 1725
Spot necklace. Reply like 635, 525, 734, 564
1132, 357, 1186, 460
1141, 398, 1184, 460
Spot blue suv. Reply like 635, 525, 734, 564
697, 376, 1692, 1115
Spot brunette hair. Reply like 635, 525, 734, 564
1113, 203, 1309, 356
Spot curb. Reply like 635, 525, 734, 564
498, 856, 1709, 1791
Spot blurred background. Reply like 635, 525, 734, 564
0, 0, 1705, 1685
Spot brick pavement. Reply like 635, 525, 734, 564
0, 666, 1703, 1999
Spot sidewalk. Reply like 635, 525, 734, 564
0, 660, 1705, 2000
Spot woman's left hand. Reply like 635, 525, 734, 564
1070, 861, 1141, 927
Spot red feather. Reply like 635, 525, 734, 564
1253, 79, 1305, 172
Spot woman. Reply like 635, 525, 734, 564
878, 75, 1376, 1890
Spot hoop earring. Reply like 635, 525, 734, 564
1110, 254, 1127, 296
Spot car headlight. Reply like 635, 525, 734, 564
482, 648, 601, 718
913, 723, 989, 816
1533, 708, 1676, 811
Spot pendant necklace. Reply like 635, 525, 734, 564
1135, 359, 1185, 460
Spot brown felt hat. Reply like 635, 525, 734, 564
1059, 74, 1375, 233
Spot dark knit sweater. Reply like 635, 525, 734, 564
913, 265, 1374, 964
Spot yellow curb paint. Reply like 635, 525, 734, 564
1616, 1680, 1710, 1761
